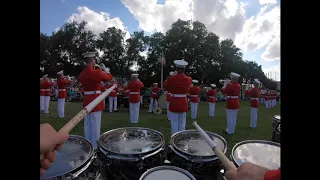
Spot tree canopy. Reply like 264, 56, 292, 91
40, 20, 278, 90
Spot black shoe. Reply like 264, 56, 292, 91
114, 110, 118, 112
222, 130, 233, 135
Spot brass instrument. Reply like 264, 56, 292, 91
219, 79, 230, 86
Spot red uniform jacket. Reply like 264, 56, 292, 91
123, 85, 129, 96
42, 79, 54, 96
163, 80, 172, 102
79, 63, 113, 112
126, 80, 144, 103
264, 169, 280, 180
106, 82, 120, 97
57, 77, 72, 99
222, 82, 241, 109
207, 89, 217, 102
265, 91, 270, 101
150, 86, 160, 99
189, 86, 200, 103
166, 73, 192, 112
100, 84, 107, 92
40, 82, 44, 96
245, 87, 260, 108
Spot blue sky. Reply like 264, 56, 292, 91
40, 0, 280, 81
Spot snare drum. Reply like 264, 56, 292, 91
167, 130, 227, 180
97, 127, 165, 180
272, 115, 281, 143
139, 166, 196, 180
40, 135, 98, 180
231, 140, 280, 170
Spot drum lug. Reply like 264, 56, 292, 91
105, 158, 112, 166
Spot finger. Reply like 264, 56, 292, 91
40, 159, 51, 170
55, 144, 63, 151
53, 132, 69, 145
40, 168, 46, 175
44, 151, 56, 163
225, 169, 237, 180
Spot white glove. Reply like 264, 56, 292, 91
113, 83, 118, 88
104, 68, 110, 73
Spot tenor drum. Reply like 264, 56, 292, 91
40, 135, 98, 180
167, 130, 227, 180
272, 115, 281, 143
97, 127, 165, 180
157, 93, 167, 110
231, 140, 280, 170
139, 166, 196, 180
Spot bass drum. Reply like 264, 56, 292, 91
167, 130, 227, 180
97, 127, 165, 180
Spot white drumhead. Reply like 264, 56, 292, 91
144, 169, 190, 180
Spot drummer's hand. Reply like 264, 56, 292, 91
40, 123, 69, 175
225, 162, 269, 180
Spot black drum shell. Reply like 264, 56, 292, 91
167, 130, 228, 180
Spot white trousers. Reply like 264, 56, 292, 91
190, 102, 198, 119
84, 111, 102, 150
260, 98, 264, 104
57, 98, 65, 118
166, 102, 172, 121
43, 96, 50, 114
170, 112, 187, 135
148, 98, 158, 112
109, 97, 118, 112
250, 107, 258, 128
40, 96, 44, 110
226, 109, 238, 134
129, 102, 140, 123
265, 100, 269, 108
209, 102, 216, 117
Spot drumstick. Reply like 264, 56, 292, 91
40, 84, 117, 161
193, 121, 237, 171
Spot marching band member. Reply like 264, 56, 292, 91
246, 79, 261, 128
56, 70, 72, 118
108, 78, 120, 112
260, 90, 265, 104
79, 52, 113, 149
189, 80, 200, 120
148, 83, 160, 113
207, 84, 217, 117
40, 78, 45, 110
265, 90, 270, 109
42, 75, 54, 114
221, 72, 241, 135
125, 74, 144, 123
273, 90, 277, 107
166, 60, 192, 135
163, 71, 176, 121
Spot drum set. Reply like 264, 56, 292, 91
41, 127, 281, 180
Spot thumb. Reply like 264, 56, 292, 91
53, 132, 69, 145
225, 169, 237, 180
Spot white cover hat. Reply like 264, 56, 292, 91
211, 84, 216, 87
153, 83, 158, 85
192, 80, 199, 84
169, 71, 175, 76
230, 72, 240, 78
82, 52, 96, 58
131, 74, 139, 78
174, 60, 188, 68
42, 74, 48, 78
57, 70, 64, 75
94, 64, 100, 68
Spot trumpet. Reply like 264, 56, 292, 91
219, 79, 230, 85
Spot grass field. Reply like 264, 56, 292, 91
40, 100, 280, 155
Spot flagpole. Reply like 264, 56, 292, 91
161, 50, 164, 90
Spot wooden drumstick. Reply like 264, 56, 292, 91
193, 121, 237, 171
40, 84, 117, 161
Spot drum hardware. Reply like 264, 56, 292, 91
72, 154, 97, 179
139, 165, 196, 180
272, 115, 281, 143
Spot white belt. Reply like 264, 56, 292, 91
226, 96, 238, 99
84, 90, 101, 95
43, 89, 50, 91
40, 89, 45, 91
152, 92, 157, 95
167, 92, 172, 95
130, 92, 139, 95
209, 96, 215, 98
251, 98, 259, 100
173, 94, 187, 98
190, 95, 198, 97
59, 89, 66, 91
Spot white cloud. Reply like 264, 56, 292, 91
67, 6, 130, 40
259, 0, 277, 5
263, 64, 280, 81
261, 34, 280, 61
